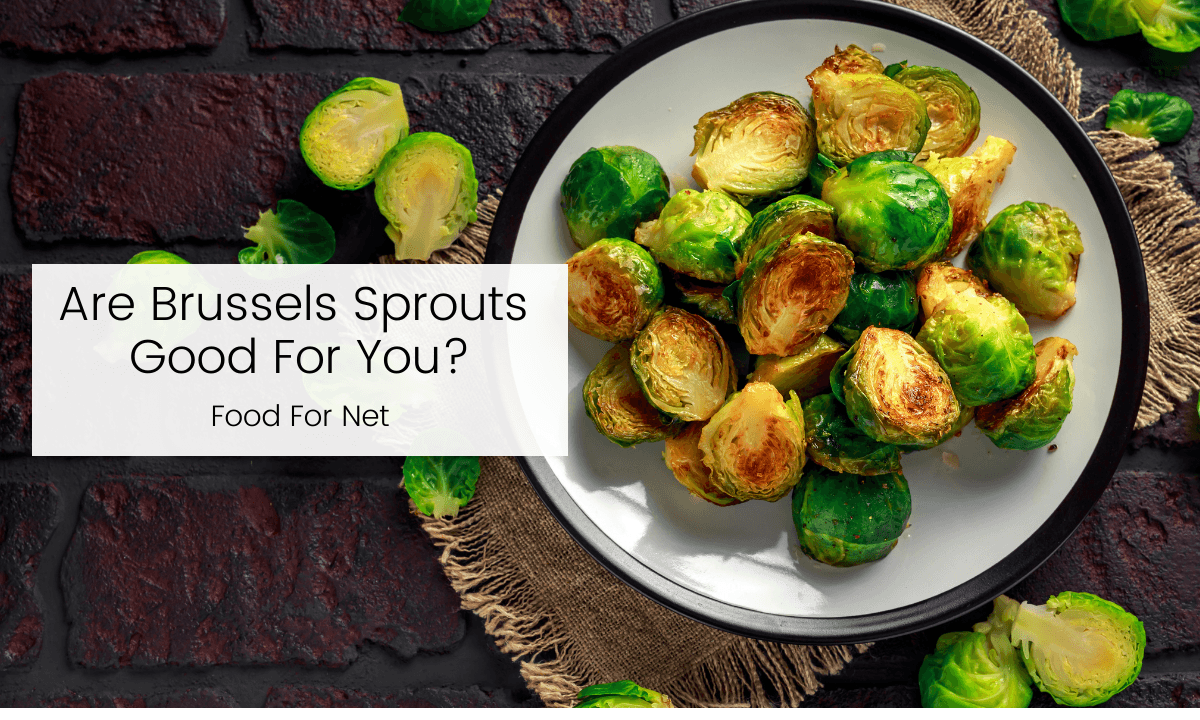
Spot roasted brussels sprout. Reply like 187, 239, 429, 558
924, 136, 1017, 258
128, 250, 189, 264
1106, 89, 1195, 143
976, 337, 1077, 450
402, 455, 481, 519
575, 681, 674, 708
919, 596, 1034, 708
747, 334, 846, 401
672, 273, 736, 325
1011, 592, 1146, 707
300, 77, 409, 191
802, 393, 902, 475
238, 199, 336, 265
916, 289, 1036, 407
736, 233, 854, 356
831, 326, 960, 447
829, 269, 919, 343
560, 146, 671, 250
691, 92, 817, 205
807, 45, 931, 166
399, 0, 491, 32
567, 239, 663, 342
890, 65, 981, 160
806, 153, 839, 196
733, 194, 836, 277
792, 464, 911, 567
375, 132, 479, 261
630, 307, 737, 422
967, 201, 1083, 320
663, 421, 742, 506
634, 189, 750, 284
698, 382, 807, 502
916, 262, 990, 320
822, 152, 952, 272
584, 344, 683, 447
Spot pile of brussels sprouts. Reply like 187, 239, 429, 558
564, 45, 1085, 569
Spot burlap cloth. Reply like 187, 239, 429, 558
382, 0, 1200, 707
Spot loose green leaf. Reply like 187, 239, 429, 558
402, 456, 481, 519
1056, 0, 1140, 40
239, 200, 336, 265
1106, 89, 1195, 142
400, 0, 492, 32
127, 250, 190, 264
1131, 0, 1200, 53
883, 61, 908, 78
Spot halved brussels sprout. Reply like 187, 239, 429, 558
807, 153, 840, 196
630, 307, 737, 422
375, 132, 479, 261
634, 189, 750, 284
822, 152, 951, 272
829, 269, 919, 343
300, 77, 409, 191
747, 334, 846, 401
891, 65, 981, 161
733, 194, 836, 278
584, 344, 683, 447
976, 337, 1077, 450
916, 289, 1036, 407
1106, 89, 1194, 143
560, 146, 671, 250
1010, 592, 1146, 707
672, 273, 736, 325
916, 262, 990, 320
921, 401, 975, 450
831, 326, 960, 447
919, 596, 1034, 708
576, 681, 674, 708
567, 239, 663, 342
663, 421, 743, 506
802, 393, 902, 476
736, 233, 854, 356
239, 199, 336, 265
128, 250, 189, 264
924, 136, 1017, 258
691, 92, 817, 205
967, 201, 1084, 320
807, 46, 931, 166
792, 465, 911, 567
698, 382, 807, 502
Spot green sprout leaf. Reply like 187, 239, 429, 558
402, 456, 481, 519
239, 200, 336, 265
1057, 0, 1140, 40
400, 0, 492, 32
1106, 89, 1195, 142
127, 250, 190, 264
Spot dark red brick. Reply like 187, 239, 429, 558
265, 685, 519, 708
0, 274, 31, 454
0, 481, 59, 669
0, 0, 225, 54
1104, 674, 1200, 708
13, 72, 353, 244
1129, 390, 1200, 450
1011, 471, 1200, 655
0, 689, 238, 708
671, 0, 730, 18
250, 0, 652, 52
405, 74, 577, 193
63, 479, 463, 668
801, 684, 919, 707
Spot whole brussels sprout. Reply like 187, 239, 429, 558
829, 269, 919, 343
575, 680, 674, 708
734, 194, 836, 278
698, 382, 807, 502
300, 77, 409, 191
967, 201, 1084, 320
662, 421, 742, 506
630, 307, 737, 422
919, 596, 1033, 708
560, 146, 671, 249
831, 326, 960, 447
807, 45, 931, 166
976, 337, 1077, 450
1010, 592, 1146, 707
924, 136, 1017, 258
736, 233, 854, 356
890, 65, 981, 161
634, 189, 750, 284
822, 152, 952, 272
916, 262, 990, 320
691, 92, 817, 205
671, 272, 737, 325
1106, 89, 1194, 143
802, 393, 902, 475
747, 334, 846, 401
916, 289, 1036, 407
792, 464, 911, 567
567, 239, 663, 342
584, 344, 683, 447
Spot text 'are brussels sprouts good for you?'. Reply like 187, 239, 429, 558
31, 264, 567, 457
